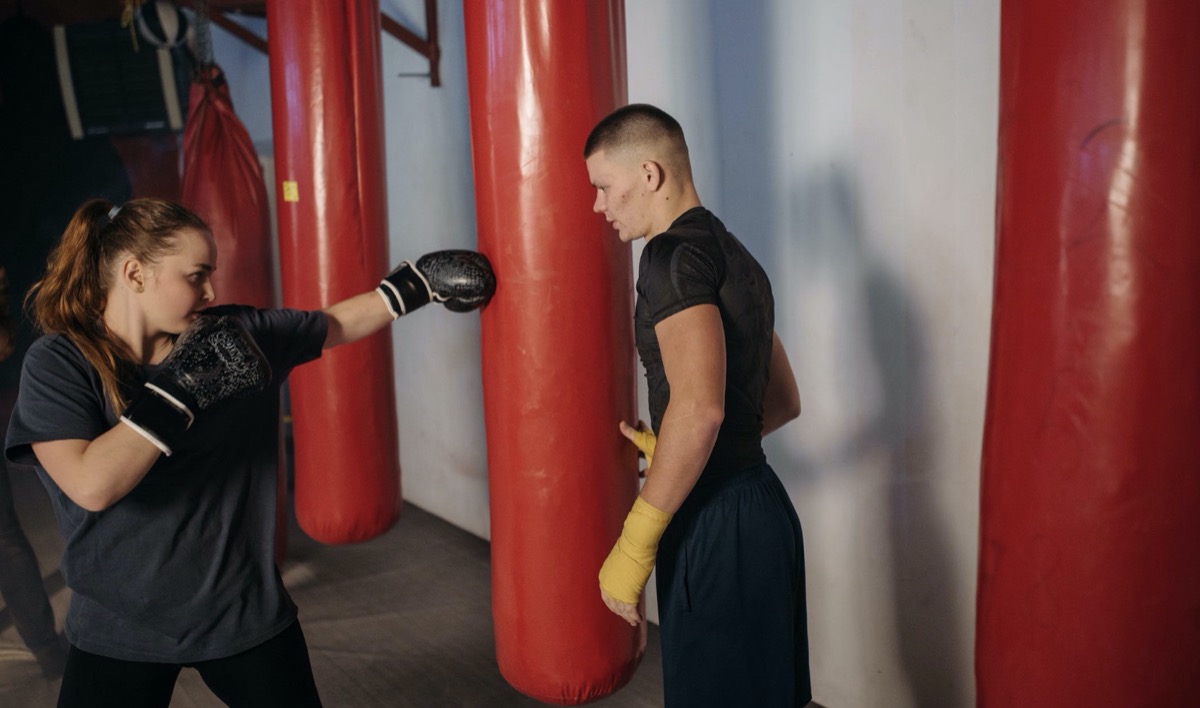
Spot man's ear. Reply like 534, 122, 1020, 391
121, 258, 146, 294
641, 160, 665, 191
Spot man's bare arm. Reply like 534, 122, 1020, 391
638, 303, 726, 514
762, 331, 800, 435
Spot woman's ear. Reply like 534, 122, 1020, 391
120, 258, 146, 294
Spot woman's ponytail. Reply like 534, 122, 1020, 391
28, 200, 134, 414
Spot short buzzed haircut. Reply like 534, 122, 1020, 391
583, 104, 691, 178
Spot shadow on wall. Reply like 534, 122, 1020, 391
677, 0, 968, 701
819, 167, 967, 707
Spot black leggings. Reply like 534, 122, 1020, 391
56, 620, 322, 708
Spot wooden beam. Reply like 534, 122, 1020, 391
208, 10, 267, 55
380, 0, 440, 87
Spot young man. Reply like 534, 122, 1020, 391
586, 104, 811, 707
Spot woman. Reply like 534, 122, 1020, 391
4, 198, 493, 707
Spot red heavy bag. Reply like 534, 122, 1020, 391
464, 0, 642, 703
977, 1, 1200, 705
265, 0, 399, 543
181, 65, 273, 310
179, 63, 287, 558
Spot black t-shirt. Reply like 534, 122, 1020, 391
5, 305, 327, 662
635, 206, 774, 476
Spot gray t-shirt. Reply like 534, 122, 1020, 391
5, 305, 327, 662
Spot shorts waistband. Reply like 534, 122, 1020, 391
686, 462, 774, 505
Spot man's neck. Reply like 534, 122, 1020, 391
647, 187, 702, 241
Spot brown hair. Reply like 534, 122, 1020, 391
26, 198, 210, 414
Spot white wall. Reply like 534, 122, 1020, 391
208, 1, 998, 706
210, 0, 492, 539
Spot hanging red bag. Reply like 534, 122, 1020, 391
181, 64, 274, 310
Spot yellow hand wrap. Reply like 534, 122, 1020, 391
629, 426, 657, 468
598, 496, 672, 605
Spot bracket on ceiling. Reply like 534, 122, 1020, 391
183, 1, 441, 87
381, 0, 440, 87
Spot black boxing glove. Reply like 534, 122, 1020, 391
376, 249, 496, 318
120, 315, 272, 455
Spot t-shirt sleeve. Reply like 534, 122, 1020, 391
641, 235, 722, 324
5, 336, 109, 467
223, 306, 327, 379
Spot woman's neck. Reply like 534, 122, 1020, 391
103, 294, 170, 365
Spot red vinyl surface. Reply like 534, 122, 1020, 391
181, 65, 273, 311
978, 1, 1200, 704
464, 0, 643, 703
265, 0, 399, 544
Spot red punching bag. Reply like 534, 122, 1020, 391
265, 0, 399, 543
464, 1, 643, 703
978, 1, 1200, 705
179, 63, 287, 558
180, 65, 273, 311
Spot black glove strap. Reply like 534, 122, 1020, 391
378, 262, 432, 318
121, 385, 193, 455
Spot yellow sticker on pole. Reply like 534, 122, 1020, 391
282, 181, 299, 202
